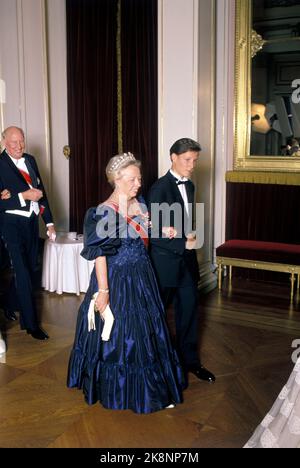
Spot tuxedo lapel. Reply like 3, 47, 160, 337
166, 171, 195, 218
166, 171, 185, 207
165, 171, 194, 233
185, 181, 195, 226
185, 181, 194, 205
2, 151, 27, 185
24, 158, 38, 187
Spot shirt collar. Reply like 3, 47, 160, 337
170, 169, 188, 182
7, 152, 25, 166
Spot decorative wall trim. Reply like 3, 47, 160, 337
196, 0, 216, 289
214, 0, 236, 261
199, 262, 217, 293
226, 170, 300, 185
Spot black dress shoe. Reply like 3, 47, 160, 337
4, 309, 17, 321
26, 327, 49, 340
187, 365, 215, 383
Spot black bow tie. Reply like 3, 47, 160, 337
176, 180, 188, 185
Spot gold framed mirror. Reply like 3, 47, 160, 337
234, 0, 300, 171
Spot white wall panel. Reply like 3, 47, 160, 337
158, 0, 217, 291
0, 0, 69, 231
158, 0, 199, 175
46, 0, 69, 231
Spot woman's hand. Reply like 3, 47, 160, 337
95, 291, 109, 316
1, 189, 11, 200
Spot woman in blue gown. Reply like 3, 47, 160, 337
67, 153, 185, 414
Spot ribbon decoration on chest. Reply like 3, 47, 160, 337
18, 168, 33, 186
17, 167, 45, 216
105, 201, 149, 248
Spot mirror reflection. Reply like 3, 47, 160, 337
250, 0, 300, 157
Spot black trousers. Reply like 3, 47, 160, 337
1, 214, 39, 330
160, 283, 200, 368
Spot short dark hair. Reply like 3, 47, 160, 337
169, 138, 201, 156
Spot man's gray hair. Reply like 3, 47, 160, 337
1, 126, 25, 139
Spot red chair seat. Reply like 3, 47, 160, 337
216, 240, 300, 265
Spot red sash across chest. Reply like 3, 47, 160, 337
18, 168, 45, 215
18, 168, 32, 186
104, 201, 149, 248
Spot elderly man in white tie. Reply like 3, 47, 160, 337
0, 126, 56, 340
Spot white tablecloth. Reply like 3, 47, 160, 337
42, 234, 94, 295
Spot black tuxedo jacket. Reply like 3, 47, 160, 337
147, 171, 200, 287
0, 150, 53, 225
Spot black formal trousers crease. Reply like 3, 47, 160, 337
160, 282, 199, 367
1, 213, 39, 330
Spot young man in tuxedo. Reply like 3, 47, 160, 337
148, 138, 215, 383
0, 126, 56, 340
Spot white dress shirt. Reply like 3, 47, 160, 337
170, 169, 189, 215
5, 154, 40, 217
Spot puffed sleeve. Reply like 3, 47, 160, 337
80, 206, 121, 260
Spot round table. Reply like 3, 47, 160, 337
42, 233, 94, 295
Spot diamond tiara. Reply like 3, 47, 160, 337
108, 152, 136, 174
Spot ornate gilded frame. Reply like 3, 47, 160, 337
234, 0, 300, 172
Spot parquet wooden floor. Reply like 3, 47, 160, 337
0, 277, 299, 448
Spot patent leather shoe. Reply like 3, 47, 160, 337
4, 309, 17, 321
26, 327, 49, 340
187, 365, 215, 383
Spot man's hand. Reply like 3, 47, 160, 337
186, 232, 196, 241
185, 231, 197, 250
22, 188, 43, 202
1, 189, 11, 200
47, 225, 56, 242
186, 237, 197, 250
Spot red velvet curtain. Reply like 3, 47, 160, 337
66, 0, 158, 232
66, 0, 118, 231
226, 182, 300, 243
121, 0, 158, 195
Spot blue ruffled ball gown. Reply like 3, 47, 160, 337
67, 200, 185, 414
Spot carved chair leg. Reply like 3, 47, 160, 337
218, 264, 222, 290
229, 265, 233, 287
290, 273, 295, 302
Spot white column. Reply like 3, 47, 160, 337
214, 0, 235, 257
158, 0, 199, 175
194, 0, 216, 292
46, 0, 69, 231
158, 0, 217, 292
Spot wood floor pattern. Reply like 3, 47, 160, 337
0, 278, 299, 448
